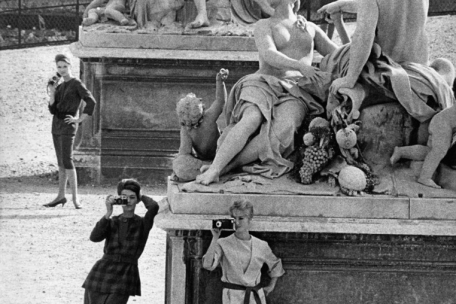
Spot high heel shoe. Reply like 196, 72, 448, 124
73, 201, 83, 209
43, 197, 67, 208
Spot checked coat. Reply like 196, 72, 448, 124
82, 196, 159, 296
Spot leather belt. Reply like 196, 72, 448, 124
222, 282, 262, 304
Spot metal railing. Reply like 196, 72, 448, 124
1, 0, 455, 50
300, 0, 456, 24
0, 0, 89, 50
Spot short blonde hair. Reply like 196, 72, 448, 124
229, 199, 254, 219
176, 93, 204, 126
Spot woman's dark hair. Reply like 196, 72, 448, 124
55, 54, 71, 65
117, 178, 141, 200
229, 199, 254, 219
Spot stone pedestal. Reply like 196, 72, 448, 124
156, 180, 456, 304
70, 30, 259, 185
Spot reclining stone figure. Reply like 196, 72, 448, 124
195, 0, 338, 185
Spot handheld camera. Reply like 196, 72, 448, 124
112, 197, 128, 205
212, 219, 235, 230
47, 72, 61, 86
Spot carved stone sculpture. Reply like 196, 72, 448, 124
130, 0, 185, 30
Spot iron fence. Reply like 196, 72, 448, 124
0, 0, 90, 50
300, 0, 456, 24
1, 0, 455, 50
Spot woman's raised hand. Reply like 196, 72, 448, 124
211, 228, 222, 239
104, 195, 114, 218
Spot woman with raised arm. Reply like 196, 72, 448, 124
203, 199, 285, 303
43, 54, 96, 209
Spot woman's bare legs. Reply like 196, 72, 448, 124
67, 168, 82, 209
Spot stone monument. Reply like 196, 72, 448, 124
70, 0, 456, 302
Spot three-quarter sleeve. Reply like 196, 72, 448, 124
202, 241, 223, 271
77, 80, 96, 116
48, 102, 57, 115
89, 216, 111, 242
141, 195, 160, 232
264, 243, 285, 278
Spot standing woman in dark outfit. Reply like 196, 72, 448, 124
82, 178, 160, 304
43, 54, 96, 209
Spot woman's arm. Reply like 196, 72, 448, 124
202, 229, 222, 270
141, 195, 160, 231
48, 84, 57, 114
89, 216, 111, 242
263, 277, 278, 296
77, 80, 97, 116
90, 195, 114, 242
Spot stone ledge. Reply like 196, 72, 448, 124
155, 207, 456, 236
79, 28, 257, 51
410, 198, 456, 220
70, 41, 259, 61
168, 179, 456, 220
169, 184, 410, 219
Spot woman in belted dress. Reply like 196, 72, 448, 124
82, 178, 160, 304
43, 54, 96, 209
203, 199, 285, 304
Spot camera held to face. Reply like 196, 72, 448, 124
47, 72, 61, 86
212, 219, 235, 230
112, 197, 128, 205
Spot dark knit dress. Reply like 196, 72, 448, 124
82, 196, 159, 298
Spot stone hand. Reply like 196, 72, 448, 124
317, 0, 353, 16
325, 12, 343, 24
298, 61, 319, 82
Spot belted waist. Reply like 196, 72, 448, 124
54, 111, 76, 120
102, 254, 138, 265
222, 282, 262, 304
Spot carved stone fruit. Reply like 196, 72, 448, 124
338, 165, 367, 191
303, 132, 315, 146
336, 128, 357, 149
309, 117, 330, 130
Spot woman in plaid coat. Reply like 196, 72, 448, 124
82, 179, 160, 304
